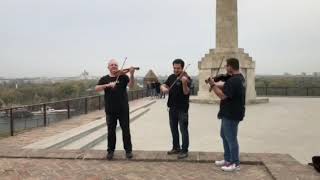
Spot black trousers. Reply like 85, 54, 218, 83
169, 108, 189, 152
106, 111, 132, 153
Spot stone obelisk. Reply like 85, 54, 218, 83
216, 0, 238, 50
194, 0, 266, 104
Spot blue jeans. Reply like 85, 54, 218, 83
220, 117, 240, 165
169, 108, 189, 152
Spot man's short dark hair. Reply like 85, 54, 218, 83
172, 59, 185, 68
226, 58, 240, 70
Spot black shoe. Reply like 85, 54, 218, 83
167, 149, 181, 155
106, 151, 114, 160
126, 152, 133, 159
178, 152, 188, 159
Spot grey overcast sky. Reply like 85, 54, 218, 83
1, 0, 320, 78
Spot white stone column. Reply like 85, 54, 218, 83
216, 0, 238, 49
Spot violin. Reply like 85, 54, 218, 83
114, 67, 140, 76
205, 73, 232, 84
205, 73, 232, 92
168, 68, 191, 90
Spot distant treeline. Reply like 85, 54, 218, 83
0, 80, 98, 108
1, 75, 320, 108
255, 76, 320, 87
185, 75, 320, 96
187, 75, 320, 88
0, 78, 144, 108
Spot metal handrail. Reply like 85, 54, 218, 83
0, 89, 149, 136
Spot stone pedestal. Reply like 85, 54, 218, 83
191, 0, 268, 104
194, 48, 268, 104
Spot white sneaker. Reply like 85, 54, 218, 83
215, 160, 230, 166
221, 163, 240, 172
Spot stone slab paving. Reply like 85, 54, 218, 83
62, 126, 108, 150
23, 118, 106, 149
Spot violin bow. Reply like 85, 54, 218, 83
115, 57, 127, 84
216, 56, 225, 77
209, 56, 224, 92
169, 63, 191, 91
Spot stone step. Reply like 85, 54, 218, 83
91, 107, 150, 150
23, 99, 155, 150
61, 107, 150, 150
61, 126, 108, 150
23, 118, 106, 149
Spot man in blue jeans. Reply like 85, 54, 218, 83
161, 59, 191, 159
208, 58, 246, 172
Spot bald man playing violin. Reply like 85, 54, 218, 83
160, 58, 191, 159
95, 59, 135, 160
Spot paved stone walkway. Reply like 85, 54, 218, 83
126, 97, 320, 164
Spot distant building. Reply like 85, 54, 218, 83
80, 70, 89, 80
143, 70, 159, 87
0, 78, 10, 84
301, 72, 307, 76
313, 72, 320, 77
